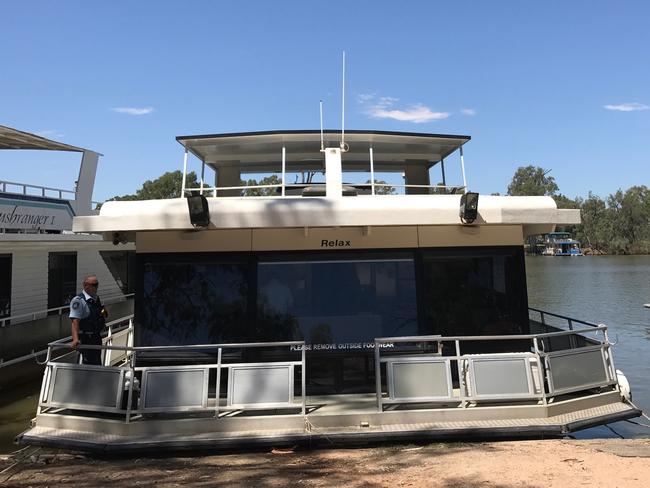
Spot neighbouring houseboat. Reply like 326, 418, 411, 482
542, 231, 583, 256
18, 130, 639, 451
0, 125, 134, 387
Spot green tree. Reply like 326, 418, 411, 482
507, 165, 559, 196
240, 175, 282, 196
607, 186, 650, 254
108, 170, 199, 201
575, 193, 611, 251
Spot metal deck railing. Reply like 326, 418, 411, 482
38, 338, 306, 423
33, 309, 620, 426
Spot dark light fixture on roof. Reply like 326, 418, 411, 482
187, 194, 210, 228
459, 192, 479, 224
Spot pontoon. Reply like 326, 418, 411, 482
18, 130, 640, 451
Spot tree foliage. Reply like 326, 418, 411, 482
506, 165, 650, 254
507, 165, 559, 196
108, 170, 199, 202
240, 175, 282, 196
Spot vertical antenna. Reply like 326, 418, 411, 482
320, 100, 324, 152
340, 51, 346, 150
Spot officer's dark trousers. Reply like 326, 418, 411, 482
80, 332, 102, 366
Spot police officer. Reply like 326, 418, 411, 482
70, 275, 107, 365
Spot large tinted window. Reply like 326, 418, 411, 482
256, 259, 418, 345
140, 261, 248, 345
421, 248, 528, 337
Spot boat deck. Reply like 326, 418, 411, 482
19, 392, 640, 452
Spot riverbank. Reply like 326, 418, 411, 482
2, 439, 650, 487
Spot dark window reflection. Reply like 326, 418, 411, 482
421, 250, 527, 338
256, 259, 418, 344
140, 262, 248, 345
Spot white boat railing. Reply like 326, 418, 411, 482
0, 179, 76, 200
183, 183, 467, 197
1, 314, 133, 369
38, 339, 307, 423
0, 293, 134, 327
374, 324, 617, 411
35, 321, 618, 424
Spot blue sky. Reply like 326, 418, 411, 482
1, 1, 648, 202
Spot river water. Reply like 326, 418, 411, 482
1, 256, 649, 452
525, 255, 650, 439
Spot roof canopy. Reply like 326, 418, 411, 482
0, 125, 86, 152
177, 130, 470, 172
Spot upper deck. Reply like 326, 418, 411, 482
177, 129, 470, 197
73, 129, 580, 239
0, 125, 102, 233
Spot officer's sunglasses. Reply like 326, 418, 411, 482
85, 282, 99, 287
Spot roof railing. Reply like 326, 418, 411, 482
183, 182, 467, 197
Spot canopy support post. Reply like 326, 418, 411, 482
282, 146, 286, 196
181, 149, 188, 197
200, 161, 205, 195
460, 146, 467, 191
369, 146, 375, 195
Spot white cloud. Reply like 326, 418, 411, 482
359, 94, 449, 123
110, 106, 154, 115
603, 102, 649, 112
35, 129, 64, 139
461, 108, 476, 116
371, 105, 450, 123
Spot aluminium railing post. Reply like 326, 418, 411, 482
455, 339, 466, 407
125, 349, 136, 423
214, 347, 222, 418
36, 346, 53, 415
374, 339, 382, 411
601, 327, 617, 382
532, 337, 548, 405
440, 158, 446, 189
301, 343, 306, 416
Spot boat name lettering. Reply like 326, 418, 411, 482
321, 239, 351, 248
0, 205, 56, 227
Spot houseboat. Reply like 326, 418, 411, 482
18, 130, 639, 451
0, 125, 133, 387
542, 231, 583, 256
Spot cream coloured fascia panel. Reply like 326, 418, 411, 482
252, 226, 418, 251
135, 225, 523, 253
418, 225, 524, 247
136, 230, 252, 253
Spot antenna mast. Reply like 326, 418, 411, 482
340, 51, 346, 151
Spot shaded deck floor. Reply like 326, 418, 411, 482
18, 392, 641, 453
